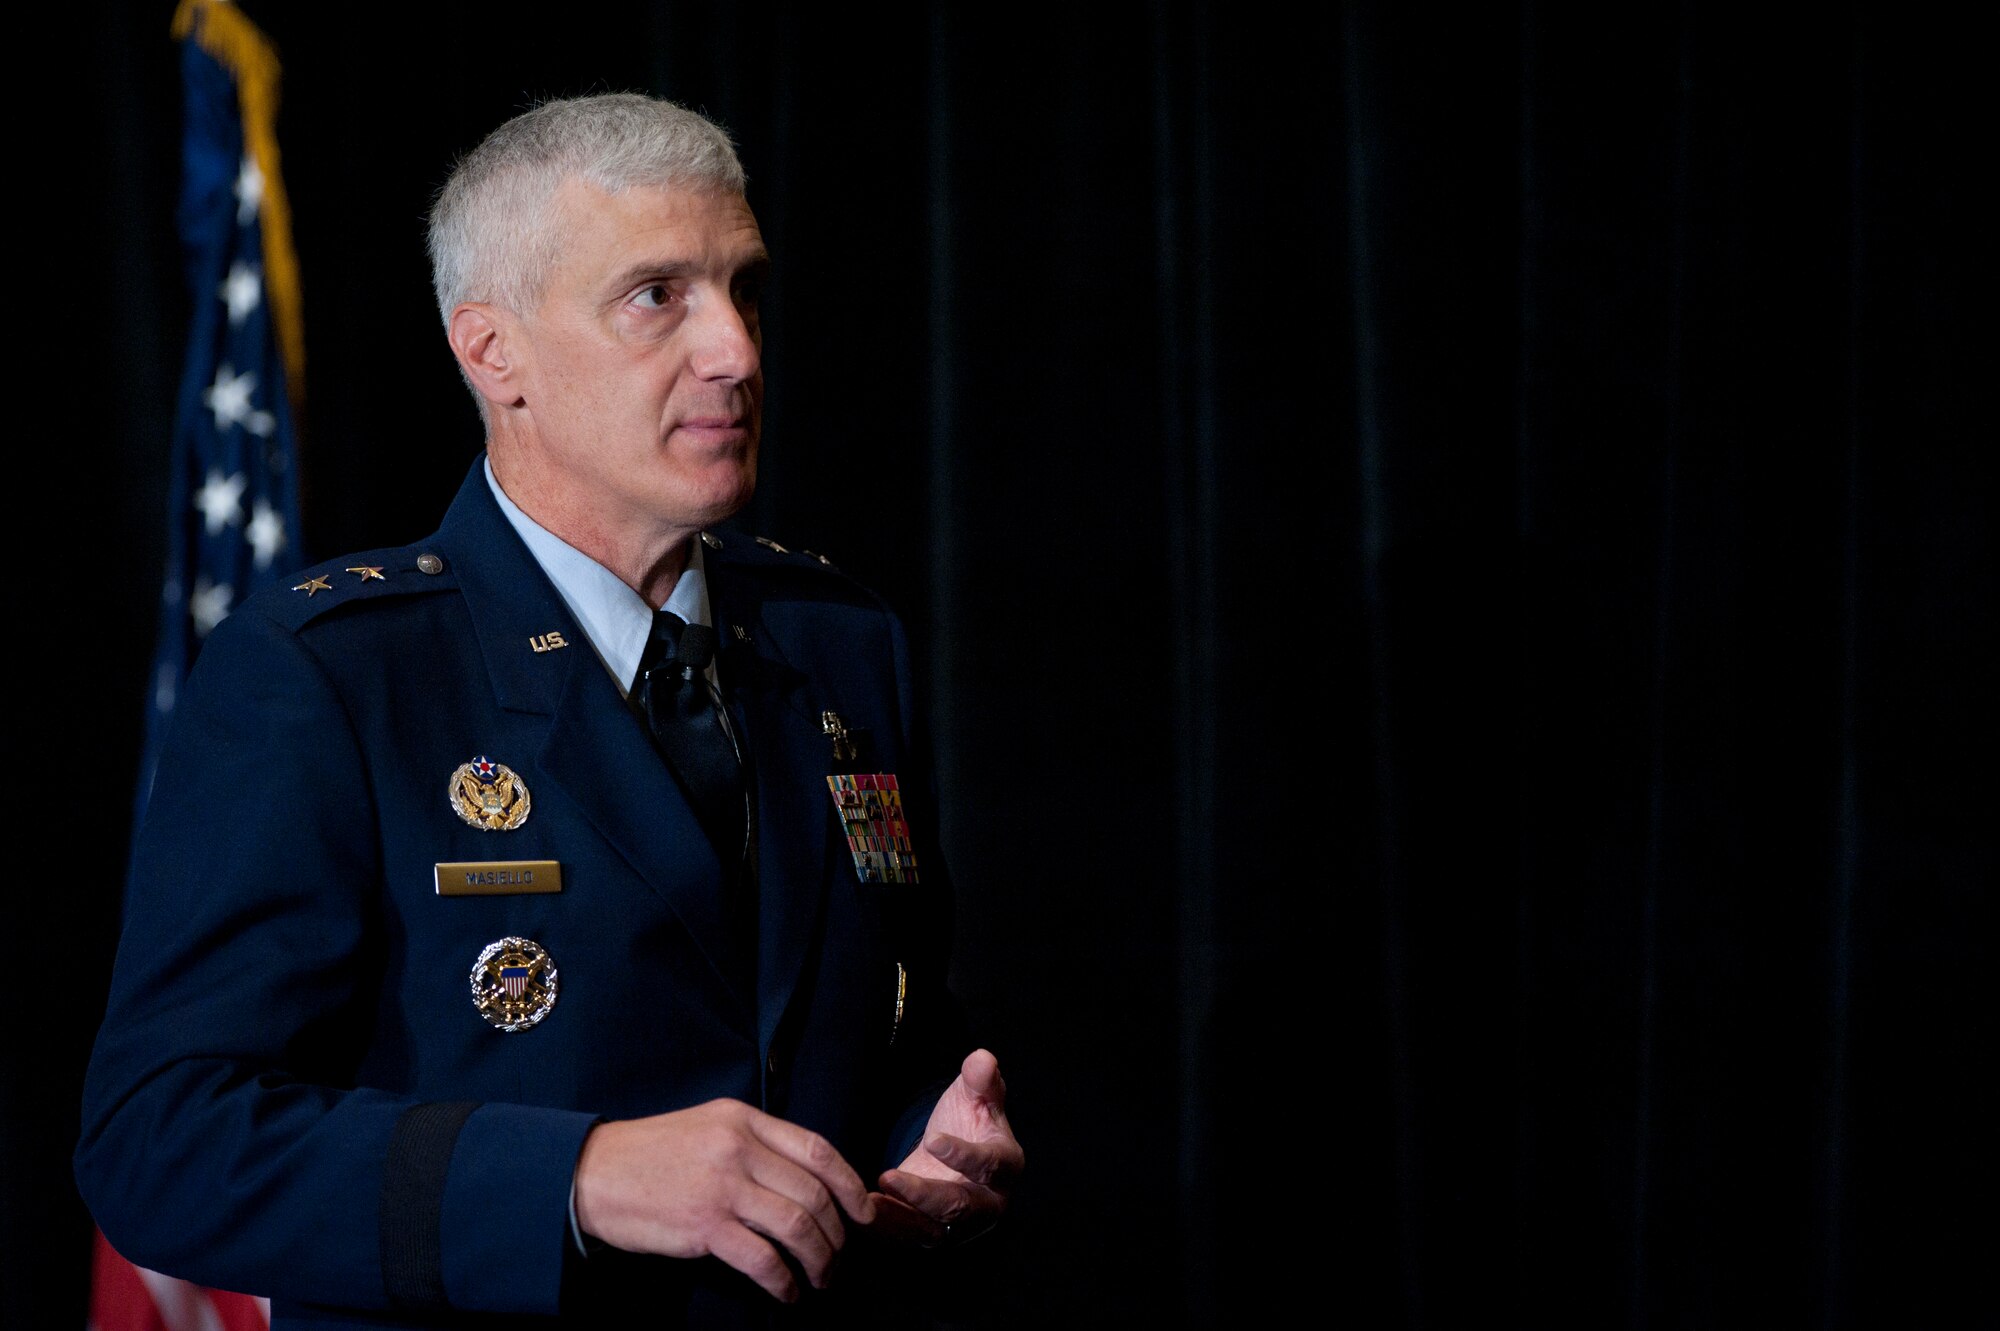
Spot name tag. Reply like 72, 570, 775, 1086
434, 861, 563, 896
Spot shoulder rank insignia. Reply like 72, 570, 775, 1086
470, 936, 557, 1031
450, 755, 532, 831
826, 772, 920, 884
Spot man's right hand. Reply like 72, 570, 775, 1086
572, 1099, 877, 1302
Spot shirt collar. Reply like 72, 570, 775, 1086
483, 456, 712, 698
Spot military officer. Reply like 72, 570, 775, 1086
77, 93, 1021, 1327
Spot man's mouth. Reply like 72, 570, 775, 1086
674, 414, 753, 444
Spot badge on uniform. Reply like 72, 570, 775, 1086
450, 755, 532, 831
821, 711, 920, 884
470, 936, 558, 1031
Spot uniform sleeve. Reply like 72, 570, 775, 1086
75, 605, 596, 1316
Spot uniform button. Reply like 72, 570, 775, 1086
416, 553, 444, 575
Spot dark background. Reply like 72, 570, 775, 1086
12, 2, 1986, 1326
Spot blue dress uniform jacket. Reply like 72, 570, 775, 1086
77, 461, 961, 1328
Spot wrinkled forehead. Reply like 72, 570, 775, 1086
499, 173, 759, 314
545, 177, 763, 269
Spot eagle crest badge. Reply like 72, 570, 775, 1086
449, 756, 532, 831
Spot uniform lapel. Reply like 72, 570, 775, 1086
434, 463, 753, 1023
707, 551, 838, 1053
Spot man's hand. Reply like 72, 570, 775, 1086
572, 1099, 876, 1303
873, 1049, 1023, 1246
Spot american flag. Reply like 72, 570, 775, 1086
100, 3, 302, 1326
90, 1230, 269, 1331
135, 0, 306, 823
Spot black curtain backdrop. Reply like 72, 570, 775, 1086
14, 4, 1985, 1326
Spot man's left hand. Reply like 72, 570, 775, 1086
872, 1049, 1023, 1246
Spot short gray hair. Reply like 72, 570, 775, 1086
427, 93, 747, 327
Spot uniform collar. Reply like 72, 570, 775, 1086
482, 456, 713, 697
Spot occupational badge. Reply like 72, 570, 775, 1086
449, 756, 532, 831
825, 772, 920, 884
470, 936, 558, 1032
821, 711, 861, 766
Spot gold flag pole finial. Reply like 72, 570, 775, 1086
171, 0, 305, 410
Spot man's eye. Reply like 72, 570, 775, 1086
632, 284, 672, 308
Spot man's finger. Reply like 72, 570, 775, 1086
746, 1114, 875, 1222
960, 1048, 1007, 1104
921, 1131, 1024, 1188
876, 1168, 1001, 1227
860, 1190, 947, 1247
737, 1187, 839, 1290
707, 1223, 799, 1304
746, 1150, 846, 1255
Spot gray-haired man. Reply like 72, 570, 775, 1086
79, 93, 1020, 1327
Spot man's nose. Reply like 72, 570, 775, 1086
691, 291, 760, 382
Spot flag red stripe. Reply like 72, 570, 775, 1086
92, 1228, 270, 1331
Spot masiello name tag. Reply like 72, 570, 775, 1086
434, 861, 563, 896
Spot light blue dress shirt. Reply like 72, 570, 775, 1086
483, 457, 717, 696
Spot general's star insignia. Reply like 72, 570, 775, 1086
292, 575, 332, 596
346, 565, 386, 581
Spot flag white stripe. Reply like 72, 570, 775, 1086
134, 1267, 230, 1331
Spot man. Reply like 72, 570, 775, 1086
77, 93, 1020, 1327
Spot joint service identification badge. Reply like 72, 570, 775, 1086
450, 756, 531, 831
470, 936, 558, 1031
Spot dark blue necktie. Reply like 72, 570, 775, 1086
633, 610, 748, 878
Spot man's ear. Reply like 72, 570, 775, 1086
447, 303, 526, 408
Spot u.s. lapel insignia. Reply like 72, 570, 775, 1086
826, 772, 920, 884
470, 936, 558, 1031
449, 755, 532, 831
